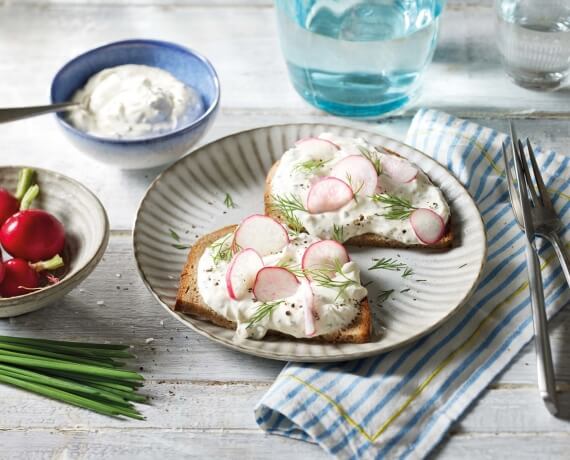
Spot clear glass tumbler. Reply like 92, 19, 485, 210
274, 0, 445, 118
496, 0, 570, 90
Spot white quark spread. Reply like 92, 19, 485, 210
271, 133, 450, 245
196, 232, 368, 340
67, 64, 204, 139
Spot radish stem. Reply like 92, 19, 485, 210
19, 184, 39, 210
14, 168, 35, 201
32, 254, 64, 272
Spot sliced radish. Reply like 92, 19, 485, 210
331, 155, 378, 196
302, 240, 350, 274
382, 156, 418, 183
410, 208, 446, 244
306, 177, 353, 214
295, 137, 339, 158
253, 267, 300, 302
225, 249, 264, 300
300, 278, 316, 337
233, 214, 289, 256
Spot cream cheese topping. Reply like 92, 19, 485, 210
196, 232, 368, 340
68, 64, 204, 139
271, 133, 450, 244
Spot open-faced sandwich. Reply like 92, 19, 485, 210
175, 214, 371, 343
265, 133, 452, 248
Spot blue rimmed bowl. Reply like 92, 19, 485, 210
51, 39, 220, 170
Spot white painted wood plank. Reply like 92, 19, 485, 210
0, 4, 568, 115
2, 430, 569, 460
1, 380, 570, 434
1, 235, 570, 386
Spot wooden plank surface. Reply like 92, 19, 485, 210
0, 0, 569, 458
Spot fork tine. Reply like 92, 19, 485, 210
501, 142, 521, 222
517, 139, 541, 206
526, 138, 554, 210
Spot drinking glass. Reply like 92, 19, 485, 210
273, 0, 445, 118
496, 0, 570, 90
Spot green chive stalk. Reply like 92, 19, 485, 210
0, 336, 146, 419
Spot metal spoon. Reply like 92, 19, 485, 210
0, 102, 80, 124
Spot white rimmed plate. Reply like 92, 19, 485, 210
133, 124, 486, 362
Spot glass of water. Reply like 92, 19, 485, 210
496, 0, 570, 90
274, 0, 445, 118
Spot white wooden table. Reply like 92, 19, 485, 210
1, 1, 569, 458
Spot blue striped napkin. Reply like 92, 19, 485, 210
255, 109, 570, 459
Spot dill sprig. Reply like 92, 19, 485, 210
402, 267, 414, 278
223, 193, 235, 209
332, 224, 344, 242
210, 233, 234, 264
369, 257, 407, 271
270, 194, 307, 233
277, 260, 305, 277
309, 259, 358, 300
294, 158, 330, 174
246, 301, 284, 329
346, 173, 364, 202
377, 289, 394, 304
371, 193, 416, 220
358, 145, 382, 176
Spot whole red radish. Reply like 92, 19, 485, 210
0, 183, 65, 262
1, 209, 65, 262
0, 259, 40, 297
0, 255, 64, 298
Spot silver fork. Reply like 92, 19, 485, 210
501, 124, 559, 416
509, 123, 570, 287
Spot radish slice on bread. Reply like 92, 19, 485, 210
306, 177, 353, 214
302, 240, 350, 274
300, 278, 316, 337
295, 137, 339, 158
410, 208, 445, 244
233, 214, 289, 256
225, 249, 264, 300
253, 267, 300, 302
382, 156, 418, 183
331, 155, 378, 196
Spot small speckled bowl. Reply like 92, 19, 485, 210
50, 39, 220, 170
0, 167, 109, 317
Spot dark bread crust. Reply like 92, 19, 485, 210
174, 226, 372, 344
264, 154, 453, 249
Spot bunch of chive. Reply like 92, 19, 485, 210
0, 335, 145, 419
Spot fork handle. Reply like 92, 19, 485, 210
526, 240, 558, 415
545, 233, 570, 289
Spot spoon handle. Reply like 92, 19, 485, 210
0, 102, 79, 123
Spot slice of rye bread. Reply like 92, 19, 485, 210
264, 151, 453, 249
174, 225, 372, 344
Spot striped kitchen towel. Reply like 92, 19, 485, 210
255, 109, 570, 459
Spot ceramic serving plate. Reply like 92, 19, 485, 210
133, 124, 486, 362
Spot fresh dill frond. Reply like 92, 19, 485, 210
270, 194, 307, 233
246, 300, 284, 329
294, 158, 330, 174
371, 193, 416, 220
169, 228, 181, 242
309, 259, 358, 300
368, 257, 407, 271
402, 267, 414, 278
377, 289, 394, 304
332, 224, 344, 242
276, 260, 305, 277
223, 193, 235, 209
210, 233, 234, 264
358, 145, 382, 176
346, 173, 364, 202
